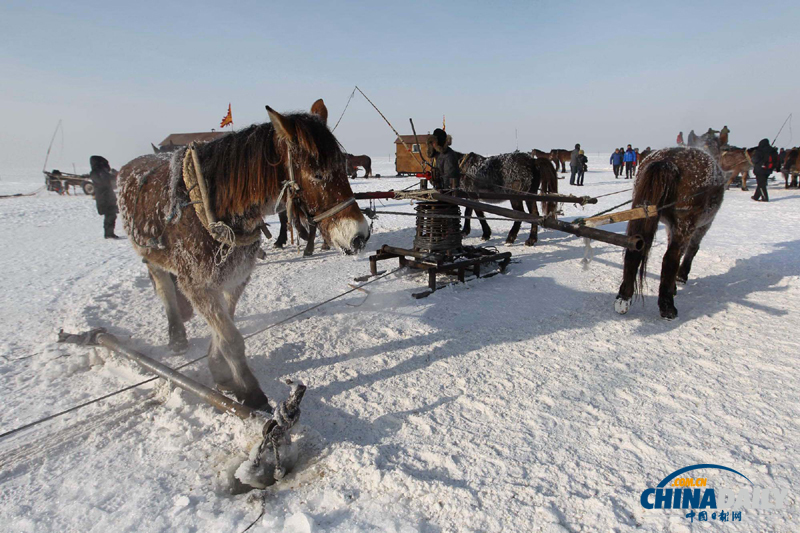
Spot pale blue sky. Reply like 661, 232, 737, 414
1, 0, 797, 172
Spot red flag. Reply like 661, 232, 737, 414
220, 104, 233, 128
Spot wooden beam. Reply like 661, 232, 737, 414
581, 206, 659, 228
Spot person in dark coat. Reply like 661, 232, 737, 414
569, 143, 581, 185
576, 150, 588, 186
751, 139, 776, 202
89, 155, 120, 238
687, 130, 697, 147
430, 128, 460, 189
610, 148, 623, 178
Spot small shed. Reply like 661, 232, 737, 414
153, 131, 229, 153
395, 134, 433, 176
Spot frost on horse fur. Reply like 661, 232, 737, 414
615, 147, 726, 319
116, 99, 369, 410
458, 151, 558, 246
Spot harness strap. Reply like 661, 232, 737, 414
276, 148, 356, 226
182, 144, 263, 264
312, 197, 355, 224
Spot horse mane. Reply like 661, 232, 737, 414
196, 113, 341, 218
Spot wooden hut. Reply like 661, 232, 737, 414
395, 134, 433, 176
152, 131, 229, 153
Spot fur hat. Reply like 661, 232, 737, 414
430, 128, 452, 153
90, 155, 110, 172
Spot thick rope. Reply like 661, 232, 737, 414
182, 144, 262, 265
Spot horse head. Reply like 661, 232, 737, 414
267, 100, 370, 254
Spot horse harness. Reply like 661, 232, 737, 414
274, 148, 356, 226
183, 143, 355, 263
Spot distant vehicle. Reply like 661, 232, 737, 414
43, 169, 94, 195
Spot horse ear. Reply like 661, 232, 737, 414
310, 99, 328, 124
266, 106, 297, 144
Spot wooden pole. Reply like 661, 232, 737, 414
355, 86, 425, 169
430, 192, 643, 251
581, 205, 658, 228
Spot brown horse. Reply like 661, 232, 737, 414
531, 149, 558, 171
782, 147, 799, 188
615, 147, 726, 320
549, 149, 571, 173
720, 148, 754, 190
118, 99, 370, 409
458, 152, 558, 246
345, 154, 372, 178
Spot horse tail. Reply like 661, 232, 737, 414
365, 156, 372, 176
628, 159, 679, 296
536, 158, 558, 216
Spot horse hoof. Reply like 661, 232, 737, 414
273, 242, 285, 249
461, 230, 470, 237
614, 298, 630, 315
504, 240, 514, 246
482, 235, 491, 242
303, 250, 313, 257
243, 390, 272, 413
321, 243, 331, 251
676, 275, 687, 285
524, 239, 536, 247
660, 307, 678, 320
169, 337, 189, 353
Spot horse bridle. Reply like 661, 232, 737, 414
277, 149, 357, 227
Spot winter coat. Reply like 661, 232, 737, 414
676, 133, 684, 145
90, 156, 118, 216
610, 151, 623, 165
623, 149, 637, 163
751, 139, 775, 175
570, 149, 580, 168
435, 147, 461, 188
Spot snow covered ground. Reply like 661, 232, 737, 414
0, 154, 798, 532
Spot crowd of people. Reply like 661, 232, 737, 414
609, 145, 645, 179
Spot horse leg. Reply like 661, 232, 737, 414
742, 171, 749, 191
657, 235, 688, 320
223, 276, 250, 317
615, 247, 644, 315
274, 211, 288, 248
189, 287, 269, 410
725, 171, 735, 190
677, 225, 710, 285
524, 200, 540, 246
461, 207, 473, 236
147, 264, 188, 352
476, 210, 491, 241
303, 224, 317, 257
505, 201, 525, 244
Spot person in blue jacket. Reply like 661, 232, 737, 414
623, 144, 637, 179
610, 148, 623, 178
